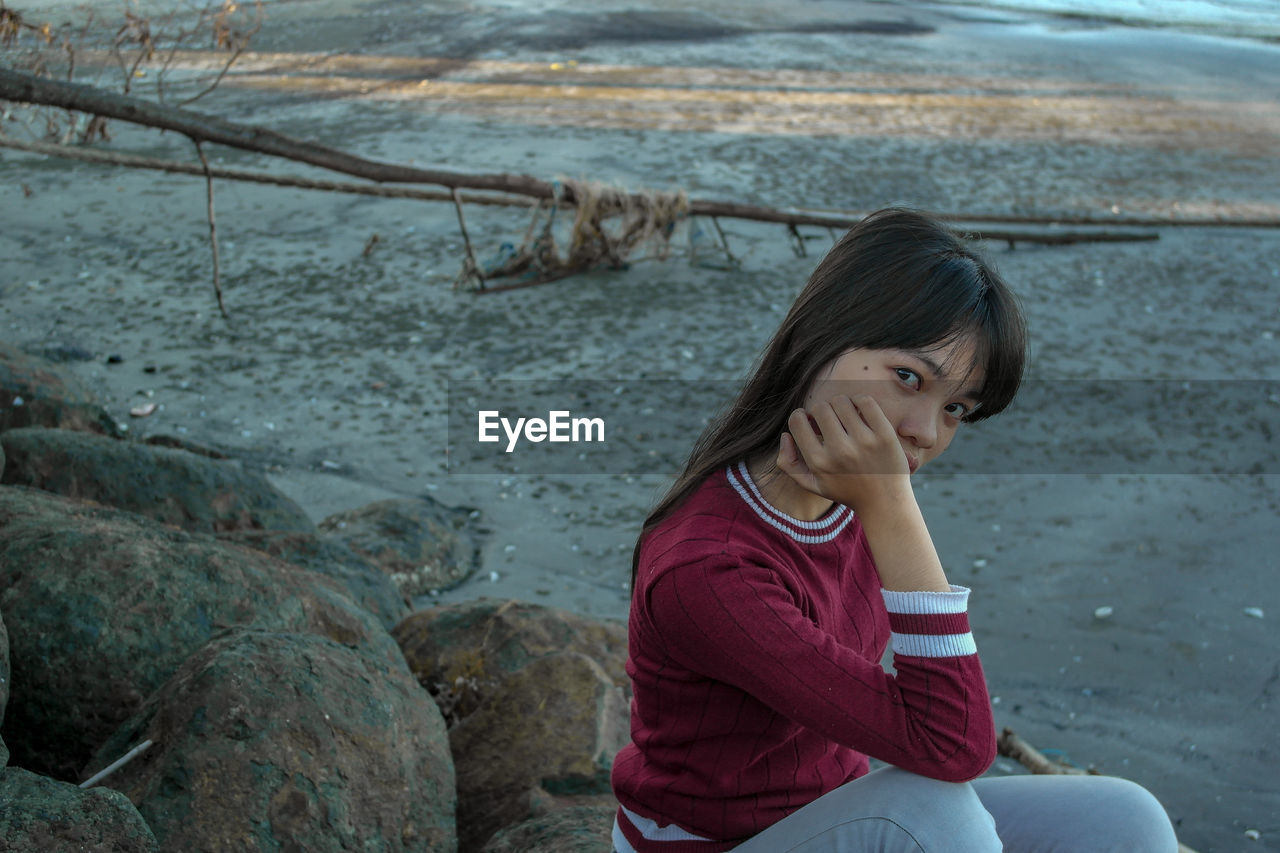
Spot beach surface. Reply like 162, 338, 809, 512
2, 1, 1279, 850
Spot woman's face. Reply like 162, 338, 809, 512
803, 336, 985, 474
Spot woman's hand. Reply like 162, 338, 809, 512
775, 394, 914, 518
777, 394, 950, 592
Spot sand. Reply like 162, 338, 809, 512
2, 1, 1278, 849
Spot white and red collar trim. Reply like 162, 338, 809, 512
725, 461, 853, 544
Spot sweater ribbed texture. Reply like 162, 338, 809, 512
611, 465, 996, 851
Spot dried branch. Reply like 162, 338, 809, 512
998, 728, 1201, 853
709, 216, 738, 267
0, 136, 535, 207
192, 139, 228, 319
998, 727, 1092, 775
451, 187, 485, 290
79, 738, 153, 789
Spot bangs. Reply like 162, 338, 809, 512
953, 279, 1026, 423
890, 252, 1026, 423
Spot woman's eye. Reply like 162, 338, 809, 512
895, 368, 921, 389
944, 401, 971, 420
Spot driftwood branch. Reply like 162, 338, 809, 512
0, 136, 536, 207
451, 187, 484, 290
997, 727, 1093, 775
998, 728, 1201, 853
192, 139, 228, 318
0, 66, 564, 197
0, 68, 1169, 246
0, 134, 1162, 251
79, 738, 152, 789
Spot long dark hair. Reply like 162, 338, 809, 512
632, 207, 1027, 586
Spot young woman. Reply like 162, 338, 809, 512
611, 209, 1179, 852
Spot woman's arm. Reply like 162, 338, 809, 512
647, 558, 996, 783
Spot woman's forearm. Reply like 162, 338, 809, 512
857, 494, 952, 593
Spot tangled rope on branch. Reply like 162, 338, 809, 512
458, 179, 689, 290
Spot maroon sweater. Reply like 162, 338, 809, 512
611, 463, 996, 852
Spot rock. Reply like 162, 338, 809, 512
220, 529, 411, 630
30, 342, 96, 364
0, 426, 313, 534
320, 497, 481, 596
0, 766, 158, 852
481, 803, 616, 853
394, 598, 628, 724
449, 652, 628, 852
0, 342, 122, 436
142, 433, 229, 459
0, 607, 8, 727
86, 629, 455, 853
0, 485, 402, 780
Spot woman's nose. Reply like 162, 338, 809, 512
897, 406, 939, 449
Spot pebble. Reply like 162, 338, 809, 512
1243, 607, 1264, 619
1094, 605, 1114, 619
1245, 829, 1261, 841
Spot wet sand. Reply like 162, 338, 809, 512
3, 1, 1279, 849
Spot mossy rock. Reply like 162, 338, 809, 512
450, 651, 628, 852
320, 497, 480, 596
481, 803, 616, 853
0, 606, 9, 729
0, 426, 313, 534
0, 343, 122, 437
220, 529, 410, 630
0, 485, 402, 780
394, 598, 628, 724
87, 629, 455, 853
0, 766, 158, 852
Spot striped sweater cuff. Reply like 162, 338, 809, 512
881, 585, 977, 658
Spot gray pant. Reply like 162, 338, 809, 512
614, 766, 1180, 852
727, 766, 1180, 853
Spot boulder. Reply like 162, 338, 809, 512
0, 766, 158, 852
0, 485, 402, 780
320, 497, 480, 596
86, 629, 456, 853
0, 342, 122, 436
481, 803, 616, 853
394, 598, 628, 724
220, 529, 410, 629
0, 426, 314, 534
1, 606, 8, 727
449, 652, 629, 852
